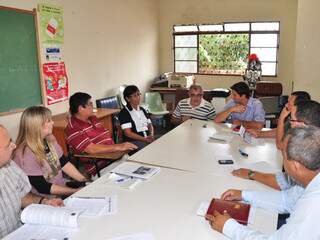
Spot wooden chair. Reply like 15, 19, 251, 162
66, 145, 126, 178
65, 126, 125, 178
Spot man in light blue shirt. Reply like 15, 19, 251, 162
207, 126, 320, 239
215, 82, 265, 129
231, 100, 320, 191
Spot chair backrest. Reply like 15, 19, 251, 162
255, 81, 282, 97
259, 96, 280, 114
211, 97, 226, 114
145, 92, 165, 112
96, 96, 121, 109
118, 85, 128, 107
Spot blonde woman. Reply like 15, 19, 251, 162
14, 106, 88, 197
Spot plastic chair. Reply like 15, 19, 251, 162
144, 92, 169, 116
118, 85, 128, 107
211, 98, 226, 114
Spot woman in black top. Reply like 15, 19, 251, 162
118, 85, 154, 151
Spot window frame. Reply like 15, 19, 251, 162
173, 21, 280, 77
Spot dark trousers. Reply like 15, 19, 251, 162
277, 213, 290, 229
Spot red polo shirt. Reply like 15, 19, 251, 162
66, 115, 114, 153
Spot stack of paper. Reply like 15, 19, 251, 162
4, 204, 81, 240
65, 195, 117, 216
111, 162, 161, 181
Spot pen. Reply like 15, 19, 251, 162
209, 136, 226, 142
239, 149, 249, 157
72, 196, 106, 199
116, 176, 133, 182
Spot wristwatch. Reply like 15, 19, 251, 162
248, 170, 255, 180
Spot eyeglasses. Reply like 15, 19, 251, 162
290, 119, 305, 124
85, 102, 94, 108
129, 92, 141, 98
190, 94, 203, 98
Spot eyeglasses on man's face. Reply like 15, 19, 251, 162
85, 102, 94, 108
190, 93, 203, 98
289, 119, 305, 124
129, 92, 141, 98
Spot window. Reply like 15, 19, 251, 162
173, 22, 280, 76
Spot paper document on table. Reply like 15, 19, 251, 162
5, 204, 80, 240
103, 173, 142, 190
21, 204, 80, 228
111, 162, 160, 180
238, 126, 264, 145
3, 224, 77, 240
196, 201, 210, 217
209, 133, 233, 143
65, 195, 117, 216
108, 232, 155, 240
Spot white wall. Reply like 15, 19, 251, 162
0, 0, 159, 138
158, 0, 298, 94
293, 0, 320, 101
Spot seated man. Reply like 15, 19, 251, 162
66, 92, 137, 155
0, 124, 63, 238
246, 91, 310, 143
232, 100, 320, 191
207, 126, 320, 239
214, 81, 265, 129
171, 84, 216, 125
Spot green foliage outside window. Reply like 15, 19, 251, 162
199, 34, 249, 74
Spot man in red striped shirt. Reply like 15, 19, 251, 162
66, 92, 137, 155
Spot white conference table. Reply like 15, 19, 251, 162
71, 166, 277, 240
8, 119, 281, 240
129, 119, 283, 175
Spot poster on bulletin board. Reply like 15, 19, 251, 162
43, 62, 68, 105
38, 3, 64, 44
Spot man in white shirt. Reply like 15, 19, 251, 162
0, 125, 63, 238
206, 126, 320, 239
171, 84, 216, 125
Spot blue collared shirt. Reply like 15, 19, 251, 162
223, 173, 320, 239
275, 172, 299, 190
224, 97, 265, 123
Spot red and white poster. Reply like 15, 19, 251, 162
43, 62, 68, 105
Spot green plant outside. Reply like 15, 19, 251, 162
199, 34, 249, 74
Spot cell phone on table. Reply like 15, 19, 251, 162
218, 159, 234, 165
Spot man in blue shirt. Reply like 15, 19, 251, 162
215, 81, 265, 129
231, 100, 320, 191
207, 126, 320, 239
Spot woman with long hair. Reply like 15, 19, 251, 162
14, 106, 88, 197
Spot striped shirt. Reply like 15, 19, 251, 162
172, 98, 216, 121
65, 116, 114, 154
0, 161, 31, 238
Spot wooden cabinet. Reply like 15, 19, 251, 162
52, 108, 120, 155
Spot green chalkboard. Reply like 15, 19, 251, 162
0, 7, 42, 114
